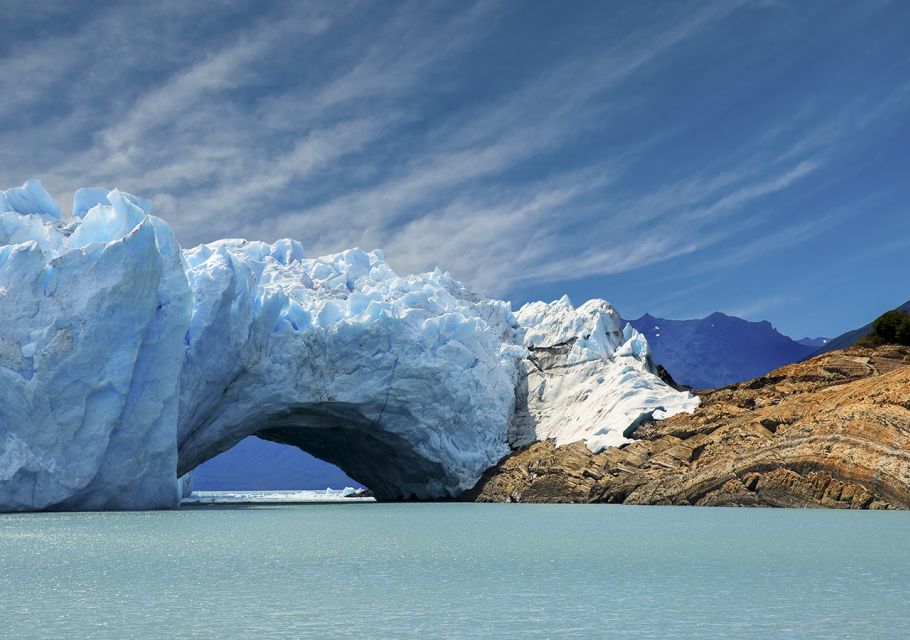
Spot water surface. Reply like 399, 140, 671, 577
1, 504, 908, 639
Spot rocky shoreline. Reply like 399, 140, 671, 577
464, 345, 910, 508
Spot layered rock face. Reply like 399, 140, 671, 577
0, 181, 695, 510
467, 345, 910, 508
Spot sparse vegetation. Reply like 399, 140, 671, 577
855, 309, 910, 347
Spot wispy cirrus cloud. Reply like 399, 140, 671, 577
0, 0, 907, 336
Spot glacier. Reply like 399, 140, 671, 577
0, 180, 698, 511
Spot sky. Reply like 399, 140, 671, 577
0, 0, 907, 339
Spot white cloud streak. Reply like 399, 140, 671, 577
0, 0, 900, 308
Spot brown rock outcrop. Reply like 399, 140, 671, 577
464, 345, 910, 508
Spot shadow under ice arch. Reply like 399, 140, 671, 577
180, 404, 452, 500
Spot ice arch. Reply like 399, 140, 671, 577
173, 238, 521, 500
0, 181, 697, 511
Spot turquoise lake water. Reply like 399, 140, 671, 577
1, 503, 908, 639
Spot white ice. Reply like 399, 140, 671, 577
0, 181, 697, 511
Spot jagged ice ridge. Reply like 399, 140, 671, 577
0, 180, 698, 510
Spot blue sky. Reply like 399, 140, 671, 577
1, 0, 907, 339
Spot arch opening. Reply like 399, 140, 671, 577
179, 402, 452, 500
190, 437, 363, 493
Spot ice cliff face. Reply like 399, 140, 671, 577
513, 297, 698, 451
0, 181, 697, 510
0, 182, 189, 510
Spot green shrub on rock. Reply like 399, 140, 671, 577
856, 309, 910, 347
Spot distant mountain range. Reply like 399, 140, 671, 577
797, 337, 830, 348
628, 312, 816, 390
811, 299, 910, 356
